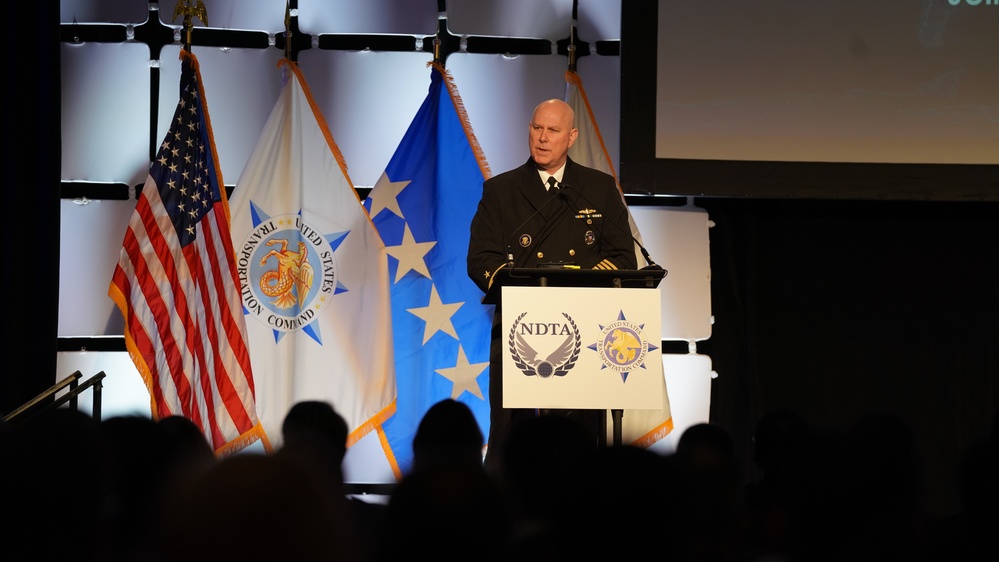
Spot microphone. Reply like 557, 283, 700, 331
560, 183, 665, 272
505, 185, 569, 269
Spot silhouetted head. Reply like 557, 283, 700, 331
753, 408, 810, 472
411, 398, 484, 472
281, 400, 349, 461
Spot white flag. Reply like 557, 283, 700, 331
229, 60, 396, 450
565, 69, 647, 268
565, 69, 672, 448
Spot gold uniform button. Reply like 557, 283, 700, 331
569, 249, 576, 256
537, 252, 544, 259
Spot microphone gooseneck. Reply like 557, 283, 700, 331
560, 183, 665, 272
505, 185, 567, 269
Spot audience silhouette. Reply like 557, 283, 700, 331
4, 408, 113, 561
496, 413, 599, 558
756, 412, 933, 562
100, 414, 181, 561
568, 442, 679, 559
410, 397, 486, 473
925, 409, 999, 562
276, 399, 351, 487
381, 398, 511, 562
160, 451, 351, 561
157, 414, 218, 479
671, 421, 746, 561
743, 407, 811, 560
274, 399, 386, 562
7, 402, 997, 562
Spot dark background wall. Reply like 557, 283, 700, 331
6, 2, 61, 413
698, 197, 999, 517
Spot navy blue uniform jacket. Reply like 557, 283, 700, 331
467, 157, 638, 295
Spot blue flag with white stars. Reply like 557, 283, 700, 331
366, 63, 494, 476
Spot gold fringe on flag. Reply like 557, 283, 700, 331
430, 61, 493, 181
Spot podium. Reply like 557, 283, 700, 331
484, 266, 666, 446
483, 266, 666, 299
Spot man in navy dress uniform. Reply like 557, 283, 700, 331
467, 99, 637, 472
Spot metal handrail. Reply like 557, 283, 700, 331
3, 371, 107, 425
3, 371, 82, 423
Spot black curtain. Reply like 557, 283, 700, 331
2, 1, 60, 416
698, 196, 999, 519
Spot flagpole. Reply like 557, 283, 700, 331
433, 14, 444, 67
284, 0, 292, 61
568, 0, 578, 71
172, 0, 208, 53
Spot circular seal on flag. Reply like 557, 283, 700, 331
235, 214, 337, 332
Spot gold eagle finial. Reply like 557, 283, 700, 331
173, 0, 209, 51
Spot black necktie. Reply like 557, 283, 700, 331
547, 176, 558, 191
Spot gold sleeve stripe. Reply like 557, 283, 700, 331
592, 259, 619, 271
486, 263, 509, 290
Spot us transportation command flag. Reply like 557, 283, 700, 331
366, 63, 493, 476
109, 50, 266, 456
565, 69, 673, 447
229, 60, 396, 450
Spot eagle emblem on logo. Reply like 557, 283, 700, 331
507, 312, 581, 378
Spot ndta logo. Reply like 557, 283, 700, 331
507, 311, 582, 378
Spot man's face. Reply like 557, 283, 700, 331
529, 102, 577, 174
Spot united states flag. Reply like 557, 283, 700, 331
109, 50, 267, 456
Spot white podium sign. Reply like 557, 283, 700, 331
501, 285, 665, 410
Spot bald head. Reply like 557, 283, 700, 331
533, 99, 575, 127
529, 99, 578, 174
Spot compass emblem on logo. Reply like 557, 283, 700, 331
588, 311, 653, 383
